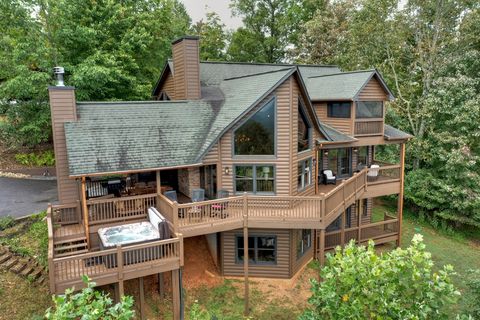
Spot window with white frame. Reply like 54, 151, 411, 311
296, 229, 312, 259
297, 158, 312, 190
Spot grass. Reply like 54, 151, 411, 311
0, 212, 48, 267
0, 270, 51, 320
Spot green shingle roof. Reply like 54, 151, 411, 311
65, 101, 216, 176
65, 68, 296, 176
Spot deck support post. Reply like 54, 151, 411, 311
357, 199, 362, 243
158, 273, 164, 298
115, 281, 124, 303
139, 277, 146, 320
243, 213, 249, 316
80, 177, 90, 248
319, 229, 325, 266
397, 143, 406, 247
172, 269, 183, 320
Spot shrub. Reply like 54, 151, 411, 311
300, 235, 460, 320
465, 269, 480, 318
45, 276, 135, 320
14, 150, 55, 166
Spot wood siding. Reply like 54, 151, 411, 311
290, 229, 314, 275
215, 78, 292, 196
221, 228, 291, 278
172, 39, 200, 100
314, 102, 353, 135
161, 72, 175, 100
358, 76, 388, 101
203, 142, 219, 164
48, 88, 80, 205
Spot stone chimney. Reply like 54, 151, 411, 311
172, 36, 201, 100
48, 69, 80, 204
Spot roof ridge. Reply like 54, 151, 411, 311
223, 67, 294, 81
76, 100, 190, 105
199, 60, 339, 68
308, 69, 376, 79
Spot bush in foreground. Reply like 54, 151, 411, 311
45, 276, 134, 320
301, 235, 459, 320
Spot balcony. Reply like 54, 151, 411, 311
362, 161, 402, 198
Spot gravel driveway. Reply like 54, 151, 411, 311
0, 177, 57, 218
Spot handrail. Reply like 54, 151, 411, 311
86, 192, 156, 205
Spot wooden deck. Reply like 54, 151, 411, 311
53, 223, 85, 240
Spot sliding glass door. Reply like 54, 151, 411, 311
326, 148, 352, 178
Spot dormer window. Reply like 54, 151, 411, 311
234, 98, 275, 155
356, 101, 383, 118
327, 102, 351, 118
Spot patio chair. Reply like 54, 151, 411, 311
212, 189, 230, 219
191, 189, 205, 202
322, 170, 337, 185
164, 190, 178, 202
367, 164, 380, 182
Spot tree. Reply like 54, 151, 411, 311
0, 0, 191, 148
301, 235, 459, 319
228, 0, 312, 63
45, 276, 135, 319
192, 12, 228, 61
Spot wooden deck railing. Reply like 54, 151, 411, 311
325, 217, 399, 250
154, 169, 368, 233
368, 165, 401, 185
87, 193, 157, 225
51, 202, 82, 225
50, 236, 182, 293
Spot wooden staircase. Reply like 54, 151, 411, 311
53, 223, 88, 258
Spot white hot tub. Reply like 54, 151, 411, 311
98, 221, 159, 249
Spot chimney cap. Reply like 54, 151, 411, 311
171, 35, 199, 45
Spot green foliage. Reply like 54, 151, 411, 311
15, 150, 55, 166
45, 276, 135, 320
301, 235, 460, 320
188, 300, 211, 320
0, 101, 52, 148
192, 12, 228, 61
0, 216, 15, 231
228, 0, 316, 63
465, 269, 480, 318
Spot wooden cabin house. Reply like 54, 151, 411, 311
47, 36, 411, 319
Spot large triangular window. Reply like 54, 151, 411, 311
234, 99, 275, 155
298, 101, 311, 152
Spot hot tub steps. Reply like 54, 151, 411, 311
54, 237, 88, 257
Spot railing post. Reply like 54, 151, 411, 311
178, 234, 184, 267
320, 193, 326, 226
243, 192, 248, 219
173, 201, 179, 233
47, 204, 56, 293
117, 244, 123, 280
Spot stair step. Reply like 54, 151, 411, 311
54, 242, 88, 252
2, 258, 18, 269
0, 253, 12, 264
29, 268, 44, 280
54, 236, 87, 245
37, 276, 46, 284
20, 266, 35, 277
10, 261, 27, 274
55, 249, 88, 258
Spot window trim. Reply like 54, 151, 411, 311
327, 102, 351, 118
297, 98, 312, 153
296, 229, 312, 260
297, 157, 313, 191
232, 97, 277, 158
235, 234, 277, 265
233, 164, 276, 195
